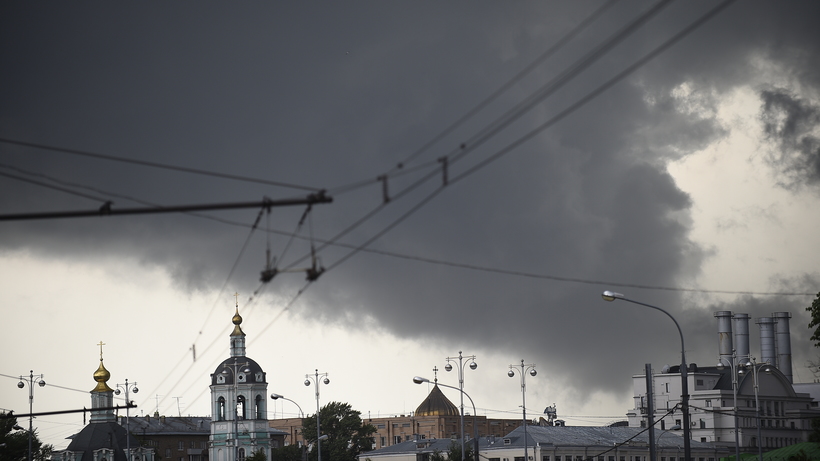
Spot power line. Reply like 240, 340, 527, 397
0, 137, 321, 192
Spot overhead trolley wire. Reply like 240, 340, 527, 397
0, 137, 321, 192
296, 0, 737, 281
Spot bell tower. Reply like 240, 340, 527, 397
209, 300, 271, 461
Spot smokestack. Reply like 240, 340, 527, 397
773, 312, 793, 383
714, 311, 734, 363
756, 317, 776, 369
733, 313, 751, 361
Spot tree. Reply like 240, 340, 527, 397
0, 412, 53, 461
301, 402, 377, 461
807, 292, 820, 348
443, 440, 475, 461
271, 444, 305, 461
247, 450, 268, 461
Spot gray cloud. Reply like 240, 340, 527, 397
2, 1, 819, 406
760, 88, 820, 190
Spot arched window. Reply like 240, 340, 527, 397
218, 397, 226, 421
238, 448, 246, 461
237, 395, 246, 420
255, 394, 264, 420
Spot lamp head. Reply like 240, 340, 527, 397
413, 376, 429, 384
507, 370, 515, 378
529, 368, 537, 377
17, 381, 24, 389
323, 377, 330, 385
469, 361, 477, 370
670, 424, 681, 430
271, 393, 282, 400
304, 379, 311, 387
764, 366, 773, 375
132, 386, 138, 394
115, 389, 122, 395
38, 380, 45, 388
601, 291, 624, 302
444, 363, 453, 372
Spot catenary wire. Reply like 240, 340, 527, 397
0, 137, 320, 192
286, 0, 680, 272
324, 0, 622, 198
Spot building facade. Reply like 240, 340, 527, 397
52, 348, 156, 461
269, 379, 525, 451
627, 310, 820, 456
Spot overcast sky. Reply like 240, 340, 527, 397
2, 1, 819, 450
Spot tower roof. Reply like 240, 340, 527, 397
414, 383, 459, 417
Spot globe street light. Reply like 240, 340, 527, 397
445, 351, 477, 461
741, 357, 771, 461
508, 360, 536, 461
413, 377, 479, 461
715, 350, 741, 461
601, 291, 691, 461
114, 379, 139, 461
17, 370, 46, 461
222, 361, 251, 461
305, 369, 329, 461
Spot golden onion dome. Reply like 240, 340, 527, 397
231, 307, 245, 336
414, 383, 460, 416
92, 359, 113, 393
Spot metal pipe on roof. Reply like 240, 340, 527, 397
756, 317, 776, 368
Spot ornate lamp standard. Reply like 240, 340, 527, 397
741, 357, 771, 461
271, 393, 305, 417
413, 376, 478, 461
305, 370, 330, 461
445, 351, 477, 461
17, 370, 46, 461
222, 360, 251, 461
601, 291, 691, 461
508, 360, 536, 461
715, 350, 741, 461
114, 379, 139, 461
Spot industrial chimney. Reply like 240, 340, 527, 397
756, 317, 776, 371
733, 313, 751, 361
773, 312, 793, 383
714, 311, 734, 363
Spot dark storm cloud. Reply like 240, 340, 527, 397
760, 88, 820, 190
2, 1, 819, 402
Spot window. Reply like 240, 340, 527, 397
380, 437, 385, 446
701, 438, 706, 443
218, 397, 226, 421
377, 424, 386, 429
237, 395, 246, 419
165, 449, 171, 458
393, 436, 402, 444
238, 448, 246, 461
256, 394, 264, 419
178, 441, 184, 451
543, 457, 550, 461
705, 399, 711, 407
661, 420, 666, 430
699, 419, 706, 429
696, 379, 703, 386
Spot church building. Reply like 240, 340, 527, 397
209, 304, 273, 461
52, 345, 155, 461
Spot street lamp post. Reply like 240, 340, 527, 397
715, 350, 741, 461
114, 379, 139, 461
222, 360, 251, 461
271, 393, 305, 418
305, 369, 330, 461
601, 291, 691, 461
742, 357, 771, 461
413, 377, 479, 461
17, 370, 46, 461
445, 351, 477, 461
508, 360, 536, 461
